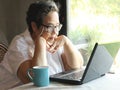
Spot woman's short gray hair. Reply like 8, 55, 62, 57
26, 0, 59, 34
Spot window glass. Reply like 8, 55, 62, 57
68, 0, 120, 49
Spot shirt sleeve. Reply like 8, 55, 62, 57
3, 35, 31, 75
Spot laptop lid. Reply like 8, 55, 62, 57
81, 43, 113, 84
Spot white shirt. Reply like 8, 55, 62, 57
0, 29, 64, 90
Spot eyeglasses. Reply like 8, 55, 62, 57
41, 24, 62, 33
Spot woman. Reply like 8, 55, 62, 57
0, 0, 83, 89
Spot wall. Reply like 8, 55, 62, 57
0, 0, 66, 45
0, 0, 38, 45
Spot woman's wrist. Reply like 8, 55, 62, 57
35, 37, 46, 48
62, 35, 70, 47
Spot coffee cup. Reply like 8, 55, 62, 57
27, 66, 49, 87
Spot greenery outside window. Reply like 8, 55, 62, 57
68, 0, 120, 45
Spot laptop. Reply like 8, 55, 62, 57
50, 43, 114, 85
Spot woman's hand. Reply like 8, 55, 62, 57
47, 35, 66, 53
35, 26, 67, 53
35, 26, 50, 47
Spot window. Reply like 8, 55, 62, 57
68, 0, 120, 45
67, 0, 120, 67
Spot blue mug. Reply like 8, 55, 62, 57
27, 66, 49, 87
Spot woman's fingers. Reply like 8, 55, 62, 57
47, 35, 66, 53
48, 40, 60, 53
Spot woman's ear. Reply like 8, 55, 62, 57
31, 22, 38, 33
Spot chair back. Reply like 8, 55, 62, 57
0, 43, 7, 63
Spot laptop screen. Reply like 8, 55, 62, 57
82, 43, 113, 83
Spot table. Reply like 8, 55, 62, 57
9, 72, 120, 90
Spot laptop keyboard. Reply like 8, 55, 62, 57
59, 70, 84, 80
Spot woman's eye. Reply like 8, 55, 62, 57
48, 26, 53, 29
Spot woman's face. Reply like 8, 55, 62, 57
36, 11, 60, 45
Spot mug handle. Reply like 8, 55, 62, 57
27, 68, 33, 81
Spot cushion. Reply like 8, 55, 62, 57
0, 43, 7, 63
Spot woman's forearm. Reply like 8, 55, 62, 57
63, 36, 84, 69
32, 37, 47, 67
